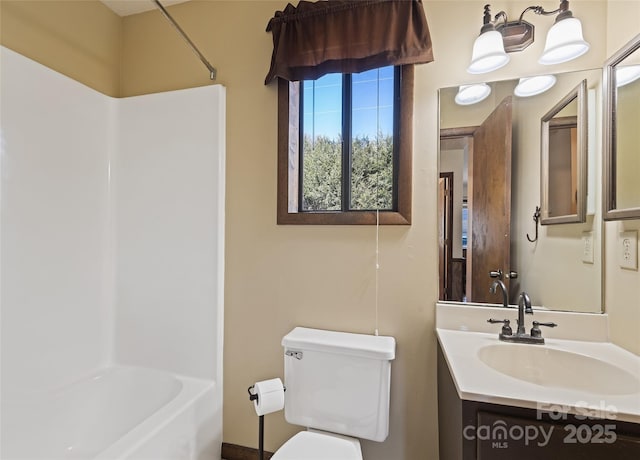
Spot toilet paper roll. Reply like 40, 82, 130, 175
252, 378, 285, 416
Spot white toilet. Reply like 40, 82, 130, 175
272, 327, 396, 460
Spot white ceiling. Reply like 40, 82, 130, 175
100, 0, 191, 17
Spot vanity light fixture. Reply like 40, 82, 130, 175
466, 5, 510, 74
455, 83, 492, 105
616, 64, 640, 87
467, 1, 590, 74
514, 75, 557, 97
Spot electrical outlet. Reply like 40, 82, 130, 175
619, 231, 638, 271
582, 231, 594, 264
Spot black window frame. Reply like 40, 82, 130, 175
277, 65, 414, 225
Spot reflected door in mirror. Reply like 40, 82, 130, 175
438, 173, 454, 300
471, 97, 513, 303
439, 97, 513, 304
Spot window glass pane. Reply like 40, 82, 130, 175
302, 74, 342, 211
350, 66, 394, 210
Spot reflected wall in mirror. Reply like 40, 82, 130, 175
438, 69, 602, 313
541, 79, 587, 225
604, 33, 640, 220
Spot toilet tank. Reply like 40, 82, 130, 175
281, 327, 396, 442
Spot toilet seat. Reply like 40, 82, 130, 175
271, 430, 363, 460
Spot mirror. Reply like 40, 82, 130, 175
540, 80, 587, 225
604, 33, 640, 220
438, 69, 602, 313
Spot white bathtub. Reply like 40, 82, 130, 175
1, 366, 221, 460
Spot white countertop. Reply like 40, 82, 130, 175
437, 328, 640, 424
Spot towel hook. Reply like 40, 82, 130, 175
526, 206, 541, 243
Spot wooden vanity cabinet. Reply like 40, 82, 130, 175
437, 345, 640, 459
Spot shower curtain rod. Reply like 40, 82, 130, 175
153, 0, 217, 80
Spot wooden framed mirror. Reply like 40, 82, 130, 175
603, 33, 640, 221
540, 79, 587, 225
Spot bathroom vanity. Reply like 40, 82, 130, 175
436, 303, 640, 459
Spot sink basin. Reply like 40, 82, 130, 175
478, 343, 640, 395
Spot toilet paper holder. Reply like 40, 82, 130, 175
248, 385, 258, 401
247, 384, 286, 460
247, 384, 286, 402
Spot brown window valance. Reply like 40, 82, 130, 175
265, 0, 434, 84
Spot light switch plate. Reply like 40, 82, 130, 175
582, 231, 594, 264
619, 231, 638, 270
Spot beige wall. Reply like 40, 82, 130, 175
0, 0, 122, 96
119, 2, 439, 457
2, 0, 639, 458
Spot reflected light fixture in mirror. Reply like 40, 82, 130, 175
467, 1, 589, 74
514, 75, 557, 97
455, 83, 492, 105
616, 65, 640, 87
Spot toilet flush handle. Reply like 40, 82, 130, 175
285, 350, 303, 360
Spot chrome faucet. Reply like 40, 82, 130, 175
489, 279, 508, 308
516, 291, 533, 335
487, 291, 557, 344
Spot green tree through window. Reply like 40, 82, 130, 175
301, 67, 396, 212
276, 65, 413, 225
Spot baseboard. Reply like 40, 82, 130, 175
221, 442, 274, 460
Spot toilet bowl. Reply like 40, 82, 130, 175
271, 430, 362, 460
273, 327, 396, 459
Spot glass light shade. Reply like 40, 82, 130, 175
455, 83, 492, 105
539, 17, 590, 65
514, 75, 557, 97
616, 65, 640, 88
467, 30, 510, 74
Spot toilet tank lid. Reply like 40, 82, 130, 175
282, 327, 396, 360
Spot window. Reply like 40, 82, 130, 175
277, 65, 413, 225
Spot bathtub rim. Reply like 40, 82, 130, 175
94, 365, 216, 459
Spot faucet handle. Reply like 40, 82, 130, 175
534, 321, 557, 327
488, 318, 512, 336
530, 320, 557, 338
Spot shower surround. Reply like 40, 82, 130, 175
0, 46, 225, 459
